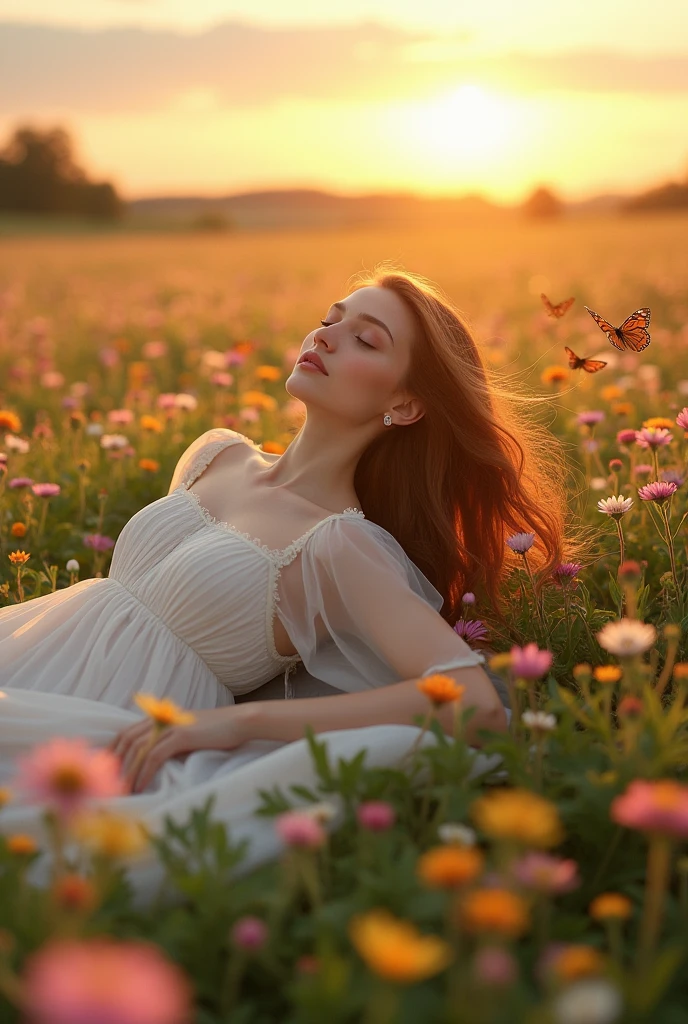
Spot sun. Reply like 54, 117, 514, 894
392, 83, 516, 165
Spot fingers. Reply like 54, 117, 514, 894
110, 719, 153, 762
130, 731, 178, 794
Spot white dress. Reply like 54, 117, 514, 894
0, 428, 491, 896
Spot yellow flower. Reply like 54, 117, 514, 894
72, 810, 149, 858
0, 787, 11, 809
8, 551, 30, 565
239, 390, 278, 411
255, 365, 282, 382
261, 441, 286, 455
471, 788, 564, 848
348, 909, 452, 984
459, 888, 529, 938
589, 893, 632, 921
416, 674, 465, 706
140, 415, 163, 433
643, 417, 675, 430
572, 663, 592, 682
0, 410, 22, 433
600, 385, 623, 402
416, 846, 484, 889
488, 653, 512, 673
134, 694, 196, 727
6, 834, 38, 856
553, 945, 605, 981
541, 366, 568, 384
593, 665, 622, 684
10, 522, 27, 538
138, 458, 160, 473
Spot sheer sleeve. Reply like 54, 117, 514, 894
167, 428, 248, 494
275, 516, 485, 695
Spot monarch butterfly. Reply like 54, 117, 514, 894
584, 306, 651, 353
564, 346, 607, 374
541, 294, 575, 318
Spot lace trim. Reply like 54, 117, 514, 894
421, 653, 486, 677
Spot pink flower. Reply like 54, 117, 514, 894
506, 532, 535, 554
356, 800, 396, 831
231, 916, 268, 951
210, 372, 234, 388
31, 483, 61, 498
676, 407, 688, 430
637, 480, 678, 505
8, 477, 34, 489
552, 562, 581, 585
84, 534, 116, 552
510, 643, 553, 679
226, 350, 247, 367
617, 429, 638, 446
453, 619, 489, 643
107, 409, 135, 425
275, 810, 326, 848
472, 947, 517, 987
611, 779, 688, 837
23, 938, 192, 1024
156, 393, 177, 410
577, 410, 605, 427
461, 592, 476, 605
634, 427, 673, 449
633, 463, 653, 476
15, 737, 124, 818
512, 852, 579, 894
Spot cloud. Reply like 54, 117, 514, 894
1, 20, 687, 116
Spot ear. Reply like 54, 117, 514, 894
391, 395, 425, 427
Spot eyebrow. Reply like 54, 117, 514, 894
331, 301, 395, 346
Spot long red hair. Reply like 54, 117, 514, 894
346, 265, 577, 626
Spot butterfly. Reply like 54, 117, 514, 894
584, 306, 651, 353
541, 294, 575, 318
564, 346, 607, 374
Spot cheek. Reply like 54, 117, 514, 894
344, 354, 396, 397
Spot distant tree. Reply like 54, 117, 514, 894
0, 125, 123, 220
522, 186, 564, 219
621, 179, 688, 214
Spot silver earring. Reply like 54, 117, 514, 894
383, 413, 392, 426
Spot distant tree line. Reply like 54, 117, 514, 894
0, 125, 123, 220
621, 172, 688, 213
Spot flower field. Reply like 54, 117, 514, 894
1, 215, 688, 1022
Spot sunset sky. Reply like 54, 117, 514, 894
1, 0, 687, 203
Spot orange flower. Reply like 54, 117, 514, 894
134, 694, 196, 728
643, 417, 675, 430
70, 411, 87, 429
6, 834, 38, 856
552, 945, 605, 981
416, 674, 465, 706
51, 873, 98, 913
9, 550, 30, 565
234, 341, 254, 355
113, 337, 131, 354
417, 846, 484, 888
239, 390, 277, 411
138, 458, 160, 473
672, 663, 688, 680
0, 787, 11, 809
0, 410, 22, 433
459, 889, 529, 938
140, 415, 163, 433
612, 402, 634, 416
471, 788, 564, 848
541, 366, 568, 384
261, 441, 286, 455
10, 522, 27, 538
348, 909, 452, 984
72, 810, 148, 858
593, 665, 622, 684
589, 893, 632, 921
255, 365, 282, 382
600, 385, 623, 402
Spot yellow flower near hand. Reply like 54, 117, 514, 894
72, 810, 149, 858
471, 788, 564, 848
134, 694, 196, 728
348, 909, 452, 984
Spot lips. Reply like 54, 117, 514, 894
298, 351, 328, 375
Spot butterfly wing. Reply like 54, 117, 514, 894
580, 359, 608, 374
564, 345, 581, 369
542, 294, 575, 318
617, 308, 651, 353
584, 306, 622, 348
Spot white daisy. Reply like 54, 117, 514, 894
597, 495, 633, 516
596, 619, 656, 657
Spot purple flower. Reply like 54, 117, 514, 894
660, 469, 684, 487
510, 643, 553, 679
676, 407, 688, 430
617, 429, 638, 446
231, 916, 268, 951
8, 477, 34, 489
635, 427, 673, 449
472, 947, 517, 987
461, 592, 476, 605
552, 562, 581, 586
31, 483, 61, 498
83, 533, 115, 552
506, 532, 535, 554
638, 480, 678, 505
577, 410, 605, 426
454, 619, 489, 643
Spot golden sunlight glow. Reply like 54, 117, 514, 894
396, 85, 516, 163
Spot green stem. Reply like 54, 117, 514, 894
636, 833, 673, 971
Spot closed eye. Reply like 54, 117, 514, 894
320, 319, 374, 347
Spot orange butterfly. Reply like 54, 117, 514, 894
584, 306, 651, 353
564, 346, 607, 374
541, 294, 575, 318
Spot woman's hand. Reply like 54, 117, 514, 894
108, 706, 250, 794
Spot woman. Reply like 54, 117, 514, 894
0, 267, 568, 888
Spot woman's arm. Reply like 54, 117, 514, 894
236, 663, 508, 748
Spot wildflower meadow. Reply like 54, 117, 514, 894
1, 216, 688, 1023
